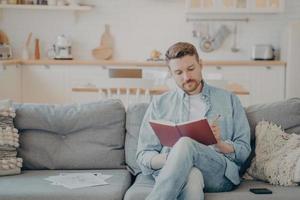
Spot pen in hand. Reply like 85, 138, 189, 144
212, 114, 221, 125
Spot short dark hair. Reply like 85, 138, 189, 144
165, 42, 200, 64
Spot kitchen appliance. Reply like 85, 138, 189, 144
251, 44, 274, 60
0, 44, 12, 60
199, 25, 230, 53
50, 35, 73, 60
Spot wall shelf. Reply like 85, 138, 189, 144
72, 86, 169, 96
0, 4, 93, 22
0, 4, 92, 11
72, 83, 249, 95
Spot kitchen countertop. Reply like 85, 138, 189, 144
0, 59, 286, 67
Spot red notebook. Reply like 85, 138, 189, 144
149, 118, 217, 147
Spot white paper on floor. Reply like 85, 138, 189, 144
45, 172, 113, 189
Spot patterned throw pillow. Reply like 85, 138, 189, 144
246, 121, 300, 186
0, 99, 22, 176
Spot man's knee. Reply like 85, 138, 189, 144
174, 137, 209, 153
174, 137, 195, 150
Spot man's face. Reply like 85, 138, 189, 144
168, 55, 203, 95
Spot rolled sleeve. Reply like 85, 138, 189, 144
136, 151, 159, 175
230, 94, 251, 166
223, 139, 236, 161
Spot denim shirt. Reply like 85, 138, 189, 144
136, 82, 251, 185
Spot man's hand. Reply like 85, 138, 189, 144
150, 153, 168, 170
210, 122, 235, 154
211, 123, 221, 143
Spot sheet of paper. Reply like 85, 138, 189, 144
45, 172, 112, 189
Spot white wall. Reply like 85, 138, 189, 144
285, 21, 300, 98
0, 0, 300, 61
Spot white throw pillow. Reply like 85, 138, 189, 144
247, 121, 300, 186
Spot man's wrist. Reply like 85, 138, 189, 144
215, 141, 234, 154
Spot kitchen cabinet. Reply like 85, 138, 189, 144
65, 65, 109, 103
20, 64, 109, 104
22, 65, 67, 104
4, 60, 286, 105
203, 65, 285, 106
185, 0, 285, 14
0, 64, 21, 102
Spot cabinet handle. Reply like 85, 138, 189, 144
265, 66, 272, 70
0, 64, 7, 71
44, 65, 50, 69
216, 66, 222, 70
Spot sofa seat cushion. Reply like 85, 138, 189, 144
124, 173, 154, 200
206, 180, 300, 200
0, 169, 132, 200
14, 100, 126, 170
124, 174, 300, 200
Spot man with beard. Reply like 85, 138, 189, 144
136, 42, 251, 200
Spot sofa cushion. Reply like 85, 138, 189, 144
124, 174, 300, 200
14, 100, 126, 170
125, 103, 148, 175
206, 180, 300, 200
124, 173, 154, 200
246, 98, 300, 141
0, 169, 132, 200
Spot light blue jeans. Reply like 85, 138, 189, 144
146, 137, 235, 200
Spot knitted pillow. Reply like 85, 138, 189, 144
0, 99, 22, 176
246, 121, 300, 186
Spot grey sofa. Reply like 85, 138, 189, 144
0, 98, 299, 200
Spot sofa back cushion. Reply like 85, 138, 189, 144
125, 103, 149, 175
14, 100, 126, 170
246, 98, 300, 141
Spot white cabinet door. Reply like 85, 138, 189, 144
203, 66, 252, 106
249, 66, 285, 104
0, 65, 21, 102
203, 65, 285, 106
185, 0, 285, 13
65, 65, 108, 103
22, 65, 67, 104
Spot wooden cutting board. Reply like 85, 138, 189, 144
92, 47, 113, 60
0, 30, 10, 44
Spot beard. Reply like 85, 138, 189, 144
182, 79, 202, 94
